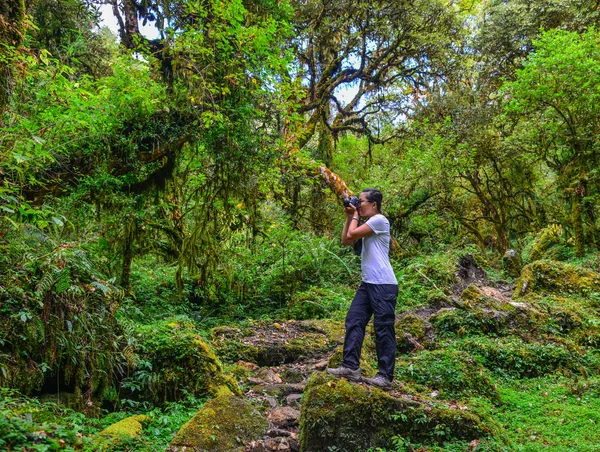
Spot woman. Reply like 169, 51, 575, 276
327, 188, 398, 389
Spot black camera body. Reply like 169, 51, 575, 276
343, 196, 360, 208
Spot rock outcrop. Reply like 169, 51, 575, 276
170, 395, 268, 451
126, 318, 241, 404
298, 373, 504, 451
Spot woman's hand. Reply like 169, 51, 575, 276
344, 205, 358, 217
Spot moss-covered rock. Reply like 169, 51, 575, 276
210, 319, 343, 366
97, 414, 150, 441
299, 373, 503, 451
395, 314, 434, 352
169, 395, 267, 451
502, 249, 523, 278
396, 348, 501, 403
127, 318, 241, 404
515, 260, 600, 297
430, 285, 546, 337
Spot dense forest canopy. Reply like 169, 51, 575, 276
2, 0, 600, 450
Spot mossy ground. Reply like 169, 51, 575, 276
3, 250, 600, 451
468, 377, 600, 452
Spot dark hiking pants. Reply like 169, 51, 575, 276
342, 282, 398, 380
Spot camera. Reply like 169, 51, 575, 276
343, 196, 360, 208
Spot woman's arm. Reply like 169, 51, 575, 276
346, 218, 374, 242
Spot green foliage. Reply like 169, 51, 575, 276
0, 223, 122, 403
503, 28, 600, 256
0, 387, 207, 452
486, 377, 600, 451
191, 226, 359, 320
396, 348, 501, 403
394, 248, 479, 309
287, 285, 353, 320
0, 388, 92, 451
117, 317, 240, 407
452, 336, 598, 379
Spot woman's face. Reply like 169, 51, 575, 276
358, 193, 378, 217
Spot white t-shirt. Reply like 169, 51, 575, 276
361, 214, 397, 285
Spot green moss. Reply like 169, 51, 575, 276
395, 314, 434, 352
515, 260, 600, 297
524, 225, 564, 262
298, 372, 504, 451
396, 348, 500, 403
127, 318, 241, 404
170, 395, 267, 451
430, 289, 546, 338
98, 414, 150, 439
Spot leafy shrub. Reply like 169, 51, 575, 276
452, 336, 597, 379
191, 227, 360, 319
0, 224, 122, 408
394, 247, 483, 309
396, 348, 500, 402
0, 388, 92, 451
117, 317, 240, 406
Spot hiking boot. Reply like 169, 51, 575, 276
363, 373, 392, 389
326, 366, 361, 381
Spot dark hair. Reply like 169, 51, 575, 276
361, 188, 382, 213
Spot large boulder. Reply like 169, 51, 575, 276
515, 260, 600, 297
299, 373, 503, 451
430, 284, 545, 337
124, 318, 241, 404
169, 395, 268, 451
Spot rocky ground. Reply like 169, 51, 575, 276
199, 255, 518, 451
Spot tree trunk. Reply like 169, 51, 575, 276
0, 0, 26, 110
120, 216, 136, 290
572, 187, 585, 258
